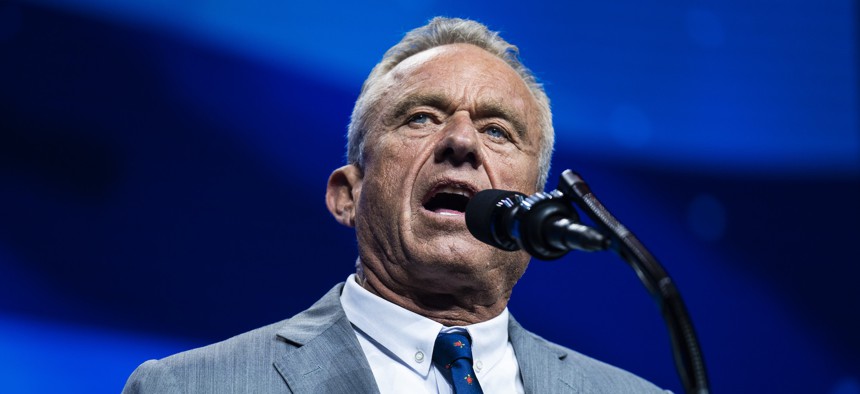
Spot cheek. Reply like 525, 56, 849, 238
373, 130, 440, 178
368, 127, 421, 161
492, 153, 541, 194
355, 173, 400, 237
371, 143, 413, 184
360, 139, 420, 203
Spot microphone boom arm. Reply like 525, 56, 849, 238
555, 170, 710, 394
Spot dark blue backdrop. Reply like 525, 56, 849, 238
1, 1, 858, 393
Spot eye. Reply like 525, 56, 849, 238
484, 126, 509, 140
407, 113, 431, 125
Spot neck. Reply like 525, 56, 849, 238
355, 260, 511, 326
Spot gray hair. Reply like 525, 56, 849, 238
347, 17, 554, 189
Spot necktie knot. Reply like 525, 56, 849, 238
433, 332, 473, 365
432, 332, 483, 394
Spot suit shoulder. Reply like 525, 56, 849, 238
161, 317, 293, 374
122, 359, 181, 394
517, 329, 668, 393
122, 319, 292, 393
122, 284, 348, 393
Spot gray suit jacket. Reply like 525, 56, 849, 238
123, 283, 666, 393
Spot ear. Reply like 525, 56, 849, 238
326, 164, 363, 227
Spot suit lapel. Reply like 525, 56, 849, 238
509, 317, 582, 393
269, 284, 592, 393
272, 284, 380, 394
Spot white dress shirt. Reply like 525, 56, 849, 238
340, 274, 525, 394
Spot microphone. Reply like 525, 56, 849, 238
465, 189, 609, 260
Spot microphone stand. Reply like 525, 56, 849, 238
554, 169, 710, 394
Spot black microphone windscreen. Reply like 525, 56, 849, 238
465, 189, 523, 249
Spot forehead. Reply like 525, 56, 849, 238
387, 44, 530, 102
376, 44, 541, 134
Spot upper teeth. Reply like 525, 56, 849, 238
436, 186, 472, 197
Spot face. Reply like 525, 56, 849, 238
340, 44, 544, 300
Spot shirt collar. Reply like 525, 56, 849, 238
340, 274, 511, 378
341, 274, 443, 376
460, 307, 511, 377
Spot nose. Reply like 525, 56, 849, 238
433, 112, 482, 168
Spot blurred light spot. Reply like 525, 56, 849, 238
0, 3, 22, 42
831, 377, 860, 394
608, 105, 651, 148
685, 8, 725, 47
687, 193, 726, 241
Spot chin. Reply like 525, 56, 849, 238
412, 236, 499, 272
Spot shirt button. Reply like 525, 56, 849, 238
415, 351, 425, 363
475, 360, 483, 372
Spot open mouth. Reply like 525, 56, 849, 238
422, 183, 476, 215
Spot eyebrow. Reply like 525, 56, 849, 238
473, 100, 528, 141
389, 93, 529, 140
390, 93, 451, 121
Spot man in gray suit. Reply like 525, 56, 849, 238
124, 17, 666, 393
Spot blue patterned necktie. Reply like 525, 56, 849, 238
432, 332, 484, 394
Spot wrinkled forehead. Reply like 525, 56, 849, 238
371, 44, 542, 137
389, 45, 532, 103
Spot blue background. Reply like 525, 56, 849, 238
1, 1, 858, 393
